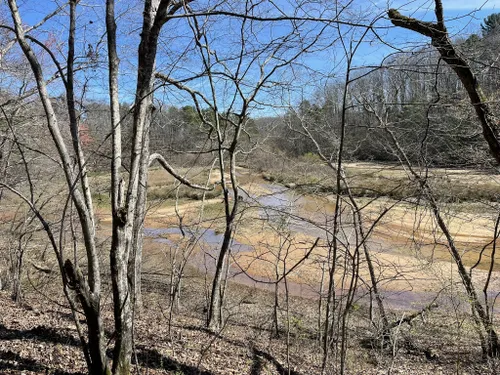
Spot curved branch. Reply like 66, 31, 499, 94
388, 6, 500, 166
149, 152, 213, 191
0, 25, 68, 87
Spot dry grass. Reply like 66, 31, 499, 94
264, 160, 500, 202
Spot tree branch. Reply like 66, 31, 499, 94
388, 5, 500, 166
149, 152, 213, 191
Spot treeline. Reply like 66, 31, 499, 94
28, 14, 500, 174
270, 20, 500, 168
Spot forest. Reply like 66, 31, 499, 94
1, 0, 500, 374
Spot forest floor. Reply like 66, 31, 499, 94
1, 275, 499, 375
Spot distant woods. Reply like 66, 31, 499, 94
73, 13, 500, 171
276, 18, 500, 168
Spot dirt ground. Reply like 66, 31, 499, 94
1, 277, 499, 374
134, 168, 500, 310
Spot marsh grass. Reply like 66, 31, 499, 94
90, 166, 223, 206
262, 160, 500, 203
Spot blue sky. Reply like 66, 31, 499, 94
387, 0, 500, 11
320, 0, 500, 72
381, 0, 500, 39
3, 0, 500, 114
277, 0, 500, 101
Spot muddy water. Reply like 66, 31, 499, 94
241, 185, 452, 311
144, 227, 251, 253
240, 184, 337, 239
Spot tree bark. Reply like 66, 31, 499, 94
206, 128, 242, 330
388, 4, 500, 165
65, 260, 111, 375
7, 0, 110, 371
388, 1, 500, 357
207, 227, 233, 330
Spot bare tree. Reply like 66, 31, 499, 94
388, 0, 500, 358
2, 1, 210, 374
388, 0, 500, 166
155, 1, 334, 331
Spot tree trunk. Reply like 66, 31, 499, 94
207, 133, 240, 329
10, 233, 27, 303
129, 106, 152, 313
388, 2, 500, 357
0, 136, 12, 203
64, 260, 111, 375
207, 230, 232, 330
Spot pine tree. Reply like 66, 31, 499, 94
481, 13, 500, 36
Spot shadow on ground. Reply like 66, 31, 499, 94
135, 346, 214, 375
251, 347, 303, 375
0, 350, 85, 375
0, 324, 80, 347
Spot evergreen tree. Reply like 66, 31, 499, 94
481, 13, 500, 36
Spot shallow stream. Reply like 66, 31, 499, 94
143, 179, 497, 312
